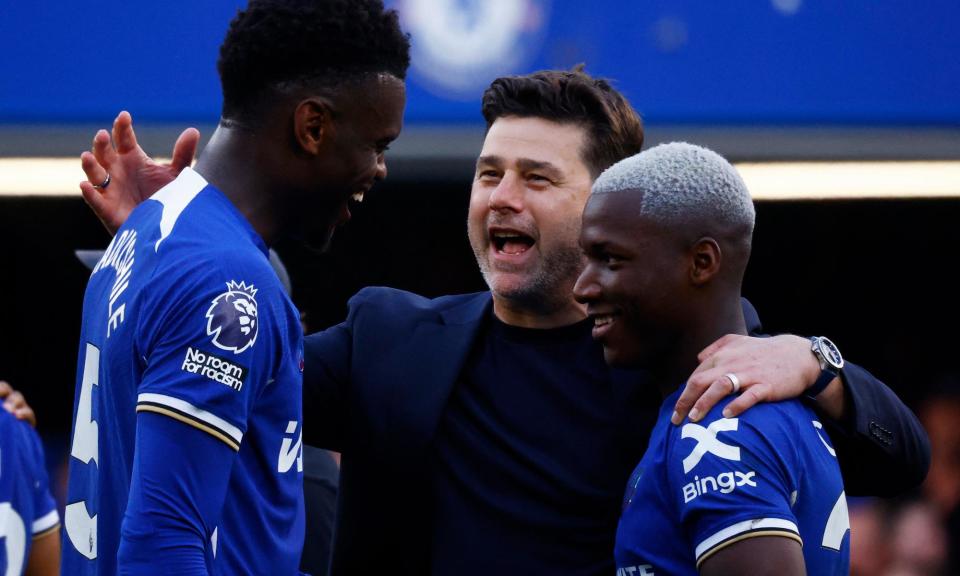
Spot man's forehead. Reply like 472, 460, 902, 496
336, 74, 405, 128
582, 192, 644, 237
480, 116, 587, 164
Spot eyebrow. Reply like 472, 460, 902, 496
476, 155, 565, 179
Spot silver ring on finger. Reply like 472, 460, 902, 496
724, 372, 741, 394
93, 173, 111, 190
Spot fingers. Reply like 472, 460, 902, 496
721, 385, 768, 418
79, 179, 107, 213
81, 150, 109, 188
697, 333, 742, 363
79, 178, 125, 235
91, 129, 116, 172
1, 387, 36, 427
2, 389, 23, 412
112, 111, 138, 155
170, 127, 200, 172
15, 404, 36, 427
672, 372, 738, 424
676, 360, 750, 424
671, 380, 703, 425
80, 150, 111, 218
673, 366, 726, 424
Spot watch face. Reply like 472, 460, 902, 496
818, 337, 844, 370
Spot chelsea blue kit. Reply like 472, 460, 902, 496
0, 410, 60, 575
615, 389, 850, 575
63, 168, 304, 575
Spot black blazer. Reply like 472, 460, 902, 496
303, 287, 930, 575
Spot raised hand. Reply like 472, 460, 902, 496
80, 111, 200, 234
0, 380, 36, 427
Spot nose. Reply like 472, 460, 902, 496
375, 152, 387, 181
488, 173, 524, 212
573, 265, 601, 304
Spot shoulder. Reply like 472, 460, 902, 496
152, 240, 281, 307
348, 287, 489, 317
0, 413, 45, 475
699, 396, 814, 434
668, 397, 816, 473
138, 242, 292, 356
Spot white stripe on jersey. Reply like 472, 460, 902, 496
136, 393, 243, 446
695, 517, 800, 560
152, 167, 208, 251
32, 509, 60, 534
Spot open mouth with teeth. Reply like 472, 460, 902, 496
589, 312, 620, 339
490, 231, 535, 255
593, 314, 615, 327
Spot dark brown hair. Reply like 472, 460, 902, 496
481, 66, 644, 177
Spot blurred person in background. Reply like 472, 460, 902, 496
0, 382, 60, 576
887, 500, 948, 576
10, 68, 925, 575
849, 499, 893, 576
918, 378, 960, 572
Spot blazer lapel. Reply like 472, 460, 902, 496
388, 293, 492, 450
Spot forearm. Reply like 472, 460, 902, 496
25, 529, 60, 576
823, 361, 930, 496
118, 528, 209, 575
118, 413, 235, 574
302, 327, 350, 449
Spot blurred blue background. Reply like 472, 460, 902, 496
3, 0, 959, 126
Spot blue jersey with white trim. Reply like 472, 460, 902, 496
615, 388, 849, 575
1, 410, 60, 576
63, 168, 304, 575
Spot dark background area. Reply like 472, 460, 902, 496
0, 180, 952, 441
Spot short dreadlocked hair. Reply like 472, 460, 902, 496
218, 0, 410, 123
481, 67, 644, 178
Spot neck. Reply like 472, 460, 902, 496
492, 294, 586, 329
193, 123, 279, 245
653, 294, 748, 399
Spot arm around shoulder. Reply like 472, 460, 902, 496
303, 324, 352, 449
822, 361, 930, 496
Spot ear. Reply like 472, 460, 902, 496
689, 237, 721, 286
293, 97, 334, 156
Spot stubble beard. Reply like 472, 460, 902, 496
470, 231, 586, 317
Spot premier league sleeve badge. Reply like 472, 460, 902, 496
206, 280, 259, 354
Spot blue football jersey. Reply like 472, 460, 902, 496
615, 388, 850, 575
0, 410, 60, 576
63, 168, 304, 575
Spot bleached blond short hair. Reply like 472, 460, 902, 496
592, 142, 755, 235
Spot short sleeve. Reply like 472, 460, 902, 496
134, 253, 282, 452
23, 425, 59, 537
666, 401, 802, 567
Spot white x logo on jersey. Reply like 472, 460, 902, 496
681, 418, 741, 473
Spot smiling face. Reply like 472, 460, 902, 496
291, 73, 406, 251
467, 116, 594, 324
573, 191, 691, 367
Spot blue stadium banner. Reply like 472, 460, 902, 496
2, 1, 958, 126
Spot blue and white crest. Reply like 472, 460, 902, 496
206, 281, 259, 354
395, 0, 551, 99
